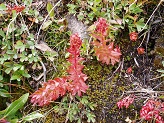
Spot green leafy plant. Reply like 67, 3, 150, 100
0, 93, 44, 122
54, 95, 96, 123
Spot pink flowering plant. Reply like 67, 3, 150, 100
140, 99, 164, 123
117, 94, 164, 123
117, 95, 135, 109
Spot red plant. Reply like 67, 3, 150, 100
137, 47, 145, 55
30, 34, 88, 106
129, 32, 138, 41
30, 78, 68, 106
67, 34, 88, 96
140, 100, 164, 123
6, 5, 25, 13
92, 18, 121, 65
126, 66, 132, 74
94, 17, 109, 36
117, 95, 135, 109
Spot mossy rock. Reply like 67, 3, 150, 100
84, 60, 138, 122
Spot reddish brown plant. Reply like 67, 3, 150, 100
92, 18, 122, 65
129, 32, 138, 41
30, 34, 88, 106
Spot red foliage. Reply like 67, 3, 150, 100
67, 34, 88, 96
30, 34, 88, 106
137, 47, 145, 55
30, 77, 68, 106
6, 5, 25, 13
129, 32, 138, 41
92, 18, 121, 65
140, 100, 164, 123
126, 67, 132, 74
94, 17, 109, 36
117, 95, 135, 109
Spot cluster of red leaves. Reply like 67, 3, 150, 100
137, 47, 145, 55
67, 34, 88, 96
30, 34, 88, 106
117, 95, 135, 109
6, 5, 25, 13
129, 32, 138, 41
92, 18, 121, 65
30, 78, 68, 106
140, 100, 164, 123
129, 32, 145, 55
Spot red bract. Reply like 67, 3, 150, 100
92, 18, 121, 65
126, 67, 132, 74
7, 5, 25, 13
67, 33, 88, 96
129, 32, 138, 41
140, 100, 164, 123
94, 17, 109, 36
137, 47, 145, 55
93, 41, 121, 65
30, 78, 68, 106
117, 95, 135, 109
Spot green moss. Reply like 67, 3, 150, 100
84, 60, 136, 122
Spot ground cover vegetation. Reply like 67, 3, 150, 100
0, 0, 163, 123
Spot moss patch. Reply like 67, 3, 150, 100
84, 60, 137, 122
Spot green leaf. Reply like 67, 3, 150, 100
67, 4, 77, 14
77, 119, 81, 123
12, 10, 17, 20
24, 0, 32, 6
0, 75, 3, 81
89, 6, 97, 13
4, 93, 29, 118
13, 64, 22, 71
0, 89, 11, 97
9, 119, 18, 123
129, 3, 142, 14
6, 50, 15, 55
5, 67, 13, 74
81, 96, 88, 104
94, 0, 101, 7
53, 105, 59, 113
135, 18, 146, 32
47, 2, 54, 19
0, 109, 6, 115
0, 29, 5, 38
87, 113, 96, 123
41, 20, 52, 30
89, 103, 96, 110
22, 112, 44, 121
15, 41, 25, 52
0, 3, 7, 11
22, 72, 31, 78
10, 75, 21, 81
20, 54, 28, 62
